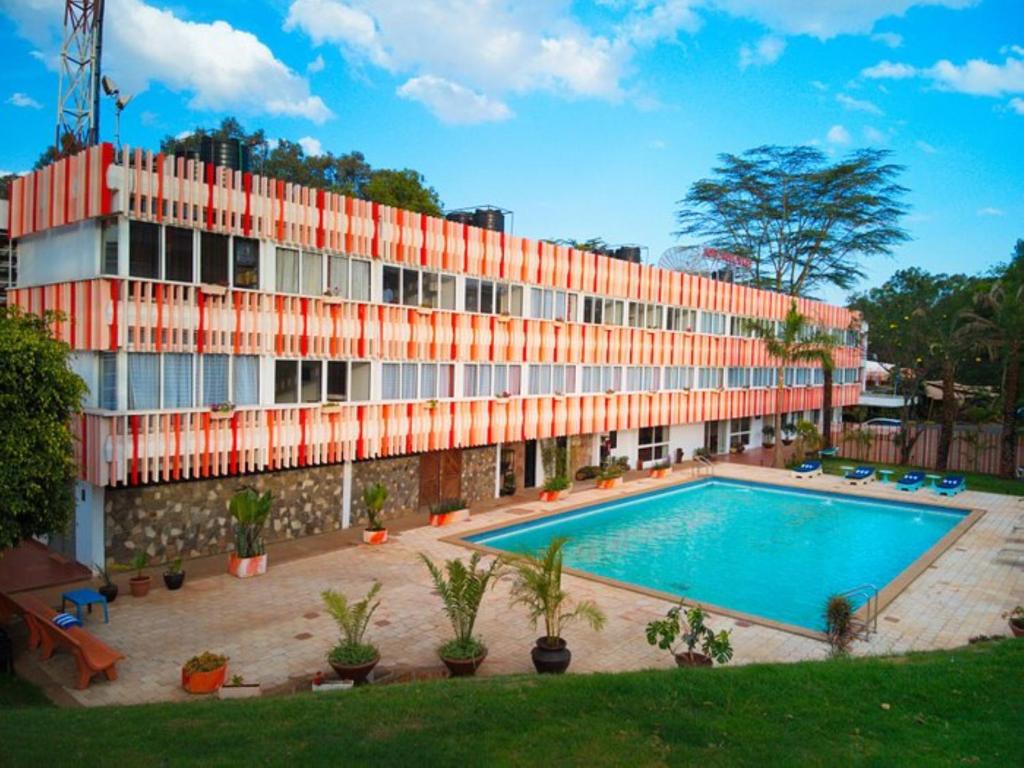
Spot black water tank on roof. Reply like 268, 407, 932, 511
200, 137, 251, 172
473, 208, 505, 233
445, 211, 475, 226
616, 246, 642, 264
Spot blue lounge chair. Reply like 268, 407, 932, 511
896, 470, 925, 492
934, 475, 966, 496
844, 466, 875, 485
792, 459, 822, 480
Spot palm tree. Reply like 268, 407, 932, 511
748, 302, 837, 468
805, 337, 838, 450
928, 283, 977, 471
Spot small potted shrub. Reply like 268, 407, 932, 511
781, 423, 796, 446
218, 673, 261, 700
501, 471, 517, 496
648, 458, 672, 479
1008, 606, 1023, 638
574, 465, 601, 481
429, 498, 470, 527
824, 594, 857, 658
540, 475, 571, 502
596, 464, 623, 490
645, 601, 733, 667
420, 552, 504, 677
693, 446, 711, 461
94, 562, 118, 604
506, 537, 605, 674
362, 483, 389, 544
228, 486, 272, 578
729, 437, 746, 454
128, 552, 151, 597
321, 582, 382, 683
761, 425, 776, 448
181, 651, 229, 694
163, 557, 186, 591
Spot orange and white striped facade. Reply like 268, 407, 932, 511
8, 143, 863, 489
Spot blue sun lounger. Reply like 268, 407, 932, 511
792, 459, 822, 480
934, 475, 966, 496
844, 466, 875, 485
896, 470, 926, 492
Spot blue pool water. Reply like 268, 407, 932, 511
467, 479, 968, 630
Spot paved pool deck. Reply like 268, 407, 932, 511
11, 464, 1024, 707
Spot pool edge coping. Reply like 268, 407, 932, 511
442, 472, 985, 643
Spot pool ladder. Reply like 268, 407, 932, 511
693, 454, 715, 477
839, 584, 879, 639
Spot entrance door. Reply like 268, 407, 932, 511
419, 450, 463, 509
524, 440, 537, 488
703, 420, 721, 455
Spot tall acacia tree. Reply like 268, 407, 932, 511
676, 146, 909, 298
748, 302, 836, 468
0, 308, 87, 553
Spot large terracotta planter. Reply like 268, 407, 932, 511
429, 509, 470, 527
329, 653, 380, 683
363, 529, 388, 545
648, 467, 671, 479
596, 477, 623, 490
182, 664, 227, 694
228, 553, 267, 579
539, 489, 570, 502
129, 575, 151, 597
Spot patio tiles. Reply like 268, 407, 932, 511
9, 464, 1023, 707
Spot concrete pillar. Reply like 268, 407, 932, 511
74, 481, 105, 568
341, 460, 352, 529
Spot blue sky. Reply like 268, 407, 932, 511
1, 0, 1021, 303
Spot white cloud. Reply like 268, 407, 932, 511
810, 80, 828, 91
871, 31, 903, 48
837, 92, 883, 114
298, 136, 323, 155
2, 0, 331, 123
826, 124, 851, 144
977, 207, 1005, 216
7, 92, 42, 108
863, 126, 887, 144
862, 60, 919, 79
915, 139, 938, 153
307, 54, 325, 73
397, 75, 512, 124
648, 138, 667, 150
863, 51, 1024, 100
1010, 97, 1024, 114
738, 35, 786, 70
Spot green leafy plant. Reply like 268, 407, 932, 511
645, 602, 733, 665
363, 483, 388, 531
824, 595, 857, 658
183, 651, 228, 674
761, 424, 776, 443
130, 551, 149, 579
229, 674, 245, 686
598, 464, 623, 481
575, 465, 601, 481
841, 428, 874, 461
165, 557, 183, 575
420, 552, 504, 660
229, 486, 272, 558
693, 447, 711, 459
430, 498, 467, 516
505, 537, 605, 648
543, 476, 570, 492
322, 583, 381, 666
94, 562, 114, 587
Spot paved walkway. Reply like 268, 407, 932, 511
11, 464, 1024, 707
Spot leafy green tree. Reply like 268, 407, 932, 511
0, 308, 87, 552
748, 302, 836, 467
546, 238, 609, 253
676, 145, 909, 297
363, 169, 442, 217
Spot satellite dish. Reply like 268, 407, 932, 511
658, 245, 753, 283
101, 75, 119, 96
115, 93, 133, 110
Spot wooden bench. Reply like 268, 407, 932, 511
0, 590, 24, 623
11, 594, 55, 651
18, 595, 124, 690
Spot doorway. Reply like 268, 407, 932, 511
524, 440, 537, 488
419, 449, 462, 509
703, 420, 728, 455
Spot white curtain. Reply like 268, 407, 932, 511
127, 353, 159, 410
276, 247, 298, 293
203, 355, 229, 405
382, 363, 400, 400
233, 356, 259, 405
350, 260, 370, 301
302, 251, 322, 295
163, 353, 193, 408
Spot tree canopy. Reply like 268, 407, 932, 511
160, 118, 443, 216
675, 145, 910, 298
0, 307, 88, 552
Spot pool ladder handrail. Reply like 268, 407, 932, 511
693, 454, 715, 476
839, 583, 879, 638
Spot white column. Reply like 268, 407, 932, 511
493, 442, 502, 498
341, 461, 352, 529
74, 481, 105, 569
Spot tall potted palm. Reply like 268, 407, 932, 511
505, 537, 605, 674
321, 583, 382, 683
420, 552, 504, 676
228, 486, 272, 578
362, 483, 389, 544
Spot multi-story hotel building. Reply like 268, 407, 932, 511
5, 143, 864, 569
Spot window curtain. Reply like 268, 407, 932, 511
163, 353, 193, 408
301, 251, 322, 295
351, 260, 370, 301
127, 353, 159, 410
382, 364, 400, 400
203, 355, 229, 405
99, 352, 118, 410
233, 356, 259, 405
276, 248, 298, 293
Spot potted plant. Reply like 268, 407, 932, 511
321, 582, 382, 683
645, 601, 733, 667
648, 458, 672, 479
781, 423, 796, 446
574, 465, 601, 481
1008, 606, 1024, 638
94, 562, 118, 604
596, 464, 623, 490
824, 594, 857, 658
505, 537, 606, 674
539, 475, 571, 502
693, 447, 711, 461
429, 498, 470, 527
210, 401, 235, 420
218, 673, 261, 700
501, 471, 517, 496
163, 557, 186, 591
761, 425, 776, 449
362, 483, 389, 544
128, 551, 151, 597
729, 437, 746, 454
228, 486, 272, 578
181, 651, 229, 694
420, 552, 504, 677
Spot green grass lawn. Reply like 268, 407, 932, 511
2, 640, 1022, 767
818, 457, 1024, 496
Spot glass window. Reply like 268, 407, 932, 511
465, 279, 480, 313
422, 272, 439, 308
438, 364, 454, 398
529, 288, 543, 319
421, 363, 437, 399
604, 299, 624, 325
233, 356, 259, 405
402, 268, 419, 307
129, 220, 160, 279
276, 247, 299, 293
327, 361, 348, 402
350, 361, 371, 401
163, 353, 193, 408
480, 281, 494, 314
382, 266, 401, 304
700, 312, 726, 335
328, 255, 349, 297
98, 352, 117, 410
351, 260, 371, 301
730, 417, 751, 446
497, 284, 522, 316
301, 251, 321, 295
233, 237, 259, 288
464, 364, 478, 397
200, 232, 229, 286
478, 365, 492, 397
402, 363, 418, 398
202, 354, 229, 406
646, 305, 662, 330
300, 361, 322, 403
101, 219, 119, 275
382, 363, 400, 399
127, 353, 159, 410
638, 425, 668, 465
439, 275, 456, 310
274, 361, 298, 404
164, 226, 193, 282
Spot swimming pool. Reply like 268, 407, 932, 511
466, 479, 970, 631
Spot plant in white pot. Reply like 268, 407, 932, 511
228, 486, 272, 578
362, 483, 389, 544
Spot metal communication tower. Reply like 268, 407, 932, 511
55, 0, 105, 148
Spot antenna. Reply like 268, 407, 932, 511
101, 79, 132, 149
56, 0, 105, 149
